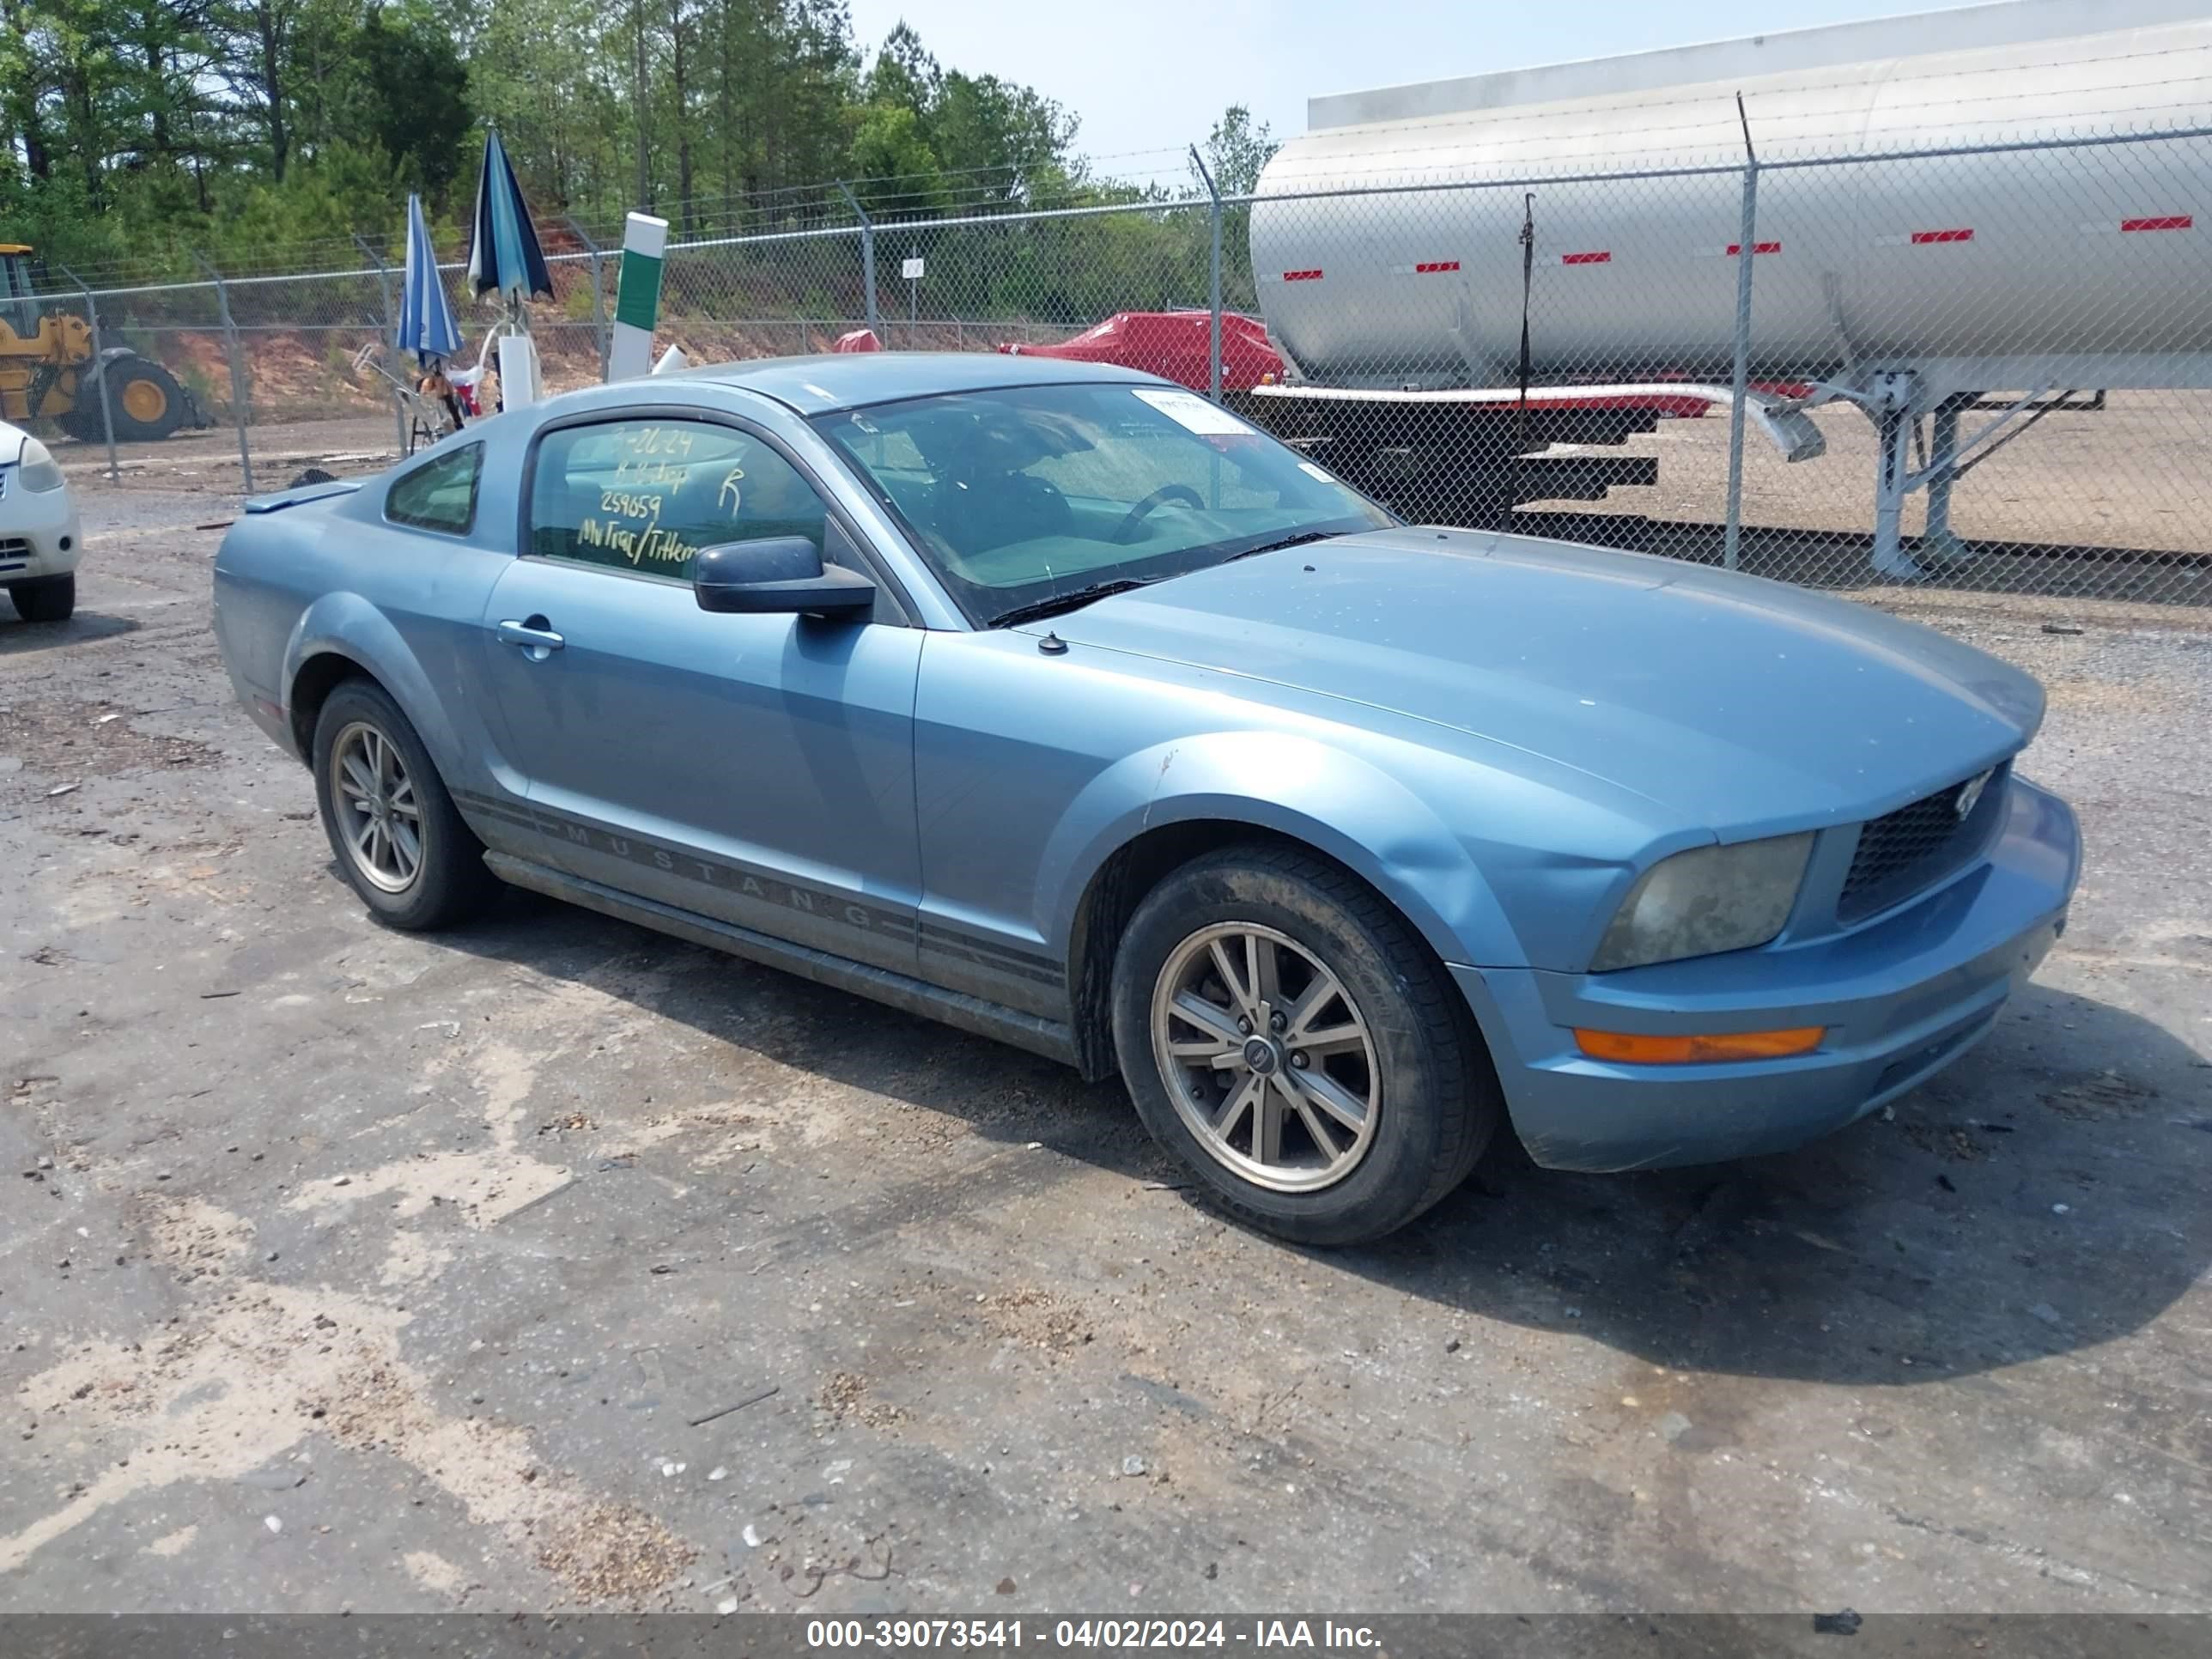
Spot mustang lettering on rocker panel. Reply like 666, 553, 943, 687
447, 787, 1064, 990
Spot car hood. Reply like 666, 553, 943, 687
0, 418, 28, 466
1037, 527, 2045, 831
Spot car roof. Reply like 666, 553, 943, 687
672, 350, 1168, 414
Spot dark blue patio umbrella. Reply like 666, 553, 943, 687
396, 192, 463, 365
465, 128, 553, 313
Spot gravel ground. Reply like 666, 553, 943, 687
1, 483, 2209, 1617
53, 418, 404, 497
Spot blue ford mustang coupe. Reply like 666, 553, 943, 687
212, 354, 2080, 1243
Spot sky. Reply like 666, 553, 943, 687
843, 0, 1966, 179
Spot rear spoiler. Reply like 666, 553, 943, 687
244, 478, 362, 514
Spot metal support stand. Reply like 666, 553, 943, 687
836, 184, 880, 345
58, 265, 118, 483
1919, 397, 1967, 563
192, 252, 254, 496
565, 217, 611, 380
1790, 371, 2057, 580
353, 234, 407, 458
1869, 373, 1921, 579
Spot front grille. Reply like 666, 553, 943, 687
1838, 763, 2008, 924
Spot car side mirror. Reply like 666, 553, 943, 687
692, 537, 876, 618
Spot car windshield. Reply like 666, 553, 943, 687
813, 380, 1396, 625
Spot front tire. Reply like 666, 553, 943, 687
1111, 843, 1498, 1245
8, 574, 76, 623
311, 680, 498, 930
96, 357, 187, 442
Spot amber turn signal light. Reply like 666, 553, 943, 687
1573, 1026, 1826, 1064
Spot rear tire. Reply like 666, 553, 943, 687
311, 679, 498, 930
7, 574, 76, 623
1110, 842, 1498, 1246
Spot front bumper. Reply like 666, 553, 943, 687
0, 481, 83, 583
1454, 775, 2081, 1173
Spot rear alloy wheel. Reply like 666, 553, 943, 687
329, 720, 424, 894
1112, 844, 1498, 1245
7, 574, 75, 623
311, 680, 498, 930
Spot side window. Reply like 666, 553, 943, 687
385, 441, 483, 535
527, 418, 828, 583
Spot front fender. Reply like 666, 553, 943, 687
283, 592, 466, 780
1040, 731, 1523, 969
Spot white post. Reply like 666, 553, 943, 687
608, 212, 670, 381
498, 332, 544, 410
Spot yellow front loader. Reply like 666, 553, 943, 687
1, 244, 206, 441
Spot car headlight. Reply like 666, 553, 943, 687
15, 438, 65, 493
1590, 832, 1814, 972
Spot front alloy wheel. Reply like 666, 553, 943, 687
1152, 922, 1379, 1192
1111, 843, 1500, 1245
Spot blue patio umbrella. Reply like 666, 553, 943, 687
396, 192, 463, 364
465, 128, 553, 310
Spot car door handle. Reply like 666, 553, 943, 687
495, 617, 565, 654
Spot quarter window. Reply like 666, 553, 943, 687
527, 418, 827, 583
385, 441, 483, 534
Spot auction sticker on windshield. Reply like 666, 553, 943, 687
1131, 387, 1257, 435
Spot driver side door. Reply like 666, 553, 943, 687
471, 411, 925, 975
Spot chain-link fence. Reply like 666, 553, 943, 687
31, 123, 2212, 613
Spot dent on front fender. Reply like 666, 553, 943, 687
1039, 731, 1528, 969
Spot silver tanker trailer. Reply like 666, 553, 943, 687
1243, 0, 2212, 575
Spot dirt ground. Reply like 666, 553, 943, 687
2, 484, 2209, 1619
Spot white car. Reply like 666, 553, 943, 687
1, 416, 81, 622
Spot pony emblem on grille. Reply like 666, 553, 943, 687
1955, 769, 1994, 820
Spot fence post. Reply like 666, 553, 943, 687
354, 234, 408, 458
836, 183, 880, 344
1723, 94, 1759, 573
58, 266, 119, 483
566, 216, 611, 379
192, 252, 254, 496
1189, 147, 1224, 403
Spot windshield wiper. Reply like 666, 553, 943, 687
1220, 529, 1340, 563
987, 578, 1155, 629
985, 531, 1346, 629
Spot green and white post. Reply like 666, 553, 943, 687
607, 212, 669, 381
